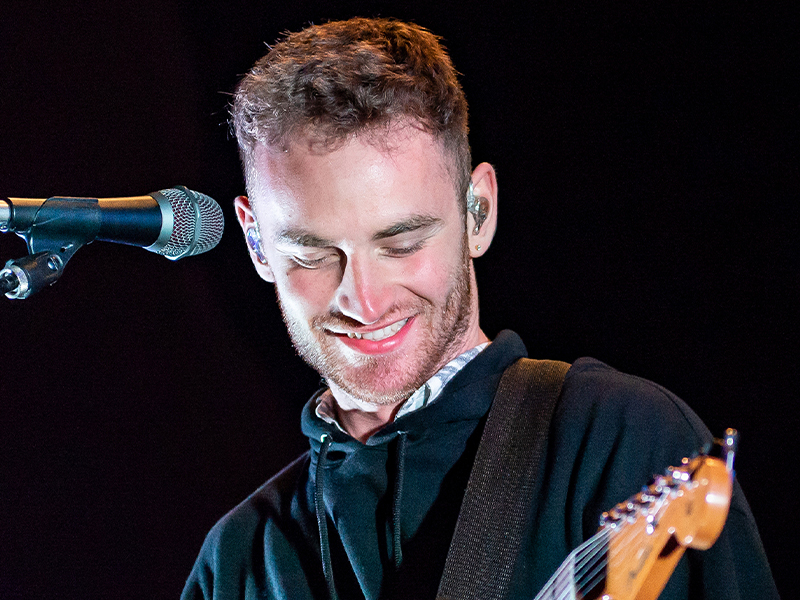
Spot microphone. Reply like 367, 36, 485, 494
0, 186, 224, 259
1, 186, 224, 299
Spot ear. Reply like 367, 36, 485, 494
234, 195, 275, 282
467, 162, 498, 258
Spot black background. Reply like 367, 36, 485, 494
2, 2, 797, 598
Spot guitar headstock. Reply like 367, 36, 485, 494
599, 429, 737, 600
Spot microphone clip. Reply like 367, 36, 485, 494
2, 251, 68, 299
1, 197, 98, 299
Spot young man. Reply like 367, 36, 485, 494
182, 18, 777, 600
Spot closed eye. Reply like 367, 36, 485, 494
290, 252, 339, 269
382, 240, 426, 257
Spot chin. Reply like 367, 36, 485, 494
328, 358, 428, 406
300, 340, 431, 405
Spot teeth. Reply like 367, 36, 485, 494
346, 318, 408, 342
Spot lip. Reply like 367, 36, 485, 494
331, 316, 415, 355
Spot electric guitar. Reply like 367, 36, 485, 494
533, 429, 738, 600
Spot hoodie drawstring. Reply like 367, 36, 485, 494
315, 431, 409, 599
392, 431, 408, 571
316, 434, 339, 600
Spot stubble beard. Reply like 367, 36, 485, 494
277, 239, 474, 406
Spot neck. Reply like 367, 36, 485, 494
329, 388, 403, 443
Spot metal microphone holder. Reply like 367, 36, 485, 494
1, 197, 98, 299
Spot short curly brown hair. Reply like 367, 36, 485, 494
232, 17, 471, 207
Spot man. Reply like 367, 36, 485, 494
183, 18, 778, 600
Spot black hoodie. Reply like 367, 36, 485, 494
182, 331, 778, 600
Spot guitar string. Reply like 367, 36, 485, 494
575, 554, 608, 597
535, 488, 677, 599
573, 507, 663, 597
533, 538, 586, 600
547, 531, 611, 599
573, 531, 610, 596
573, 520, 654, 597
534, 530, 609, 599
575, 496, 672, 597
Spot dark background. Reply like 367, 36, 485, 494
2, 2, 796, 598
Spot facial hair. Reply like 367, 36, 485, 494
277, 236, 473, 405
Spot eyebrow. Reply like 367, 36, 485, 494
275, 214, 443, 247
274, 229, 334, 247
372, 214, 443, 241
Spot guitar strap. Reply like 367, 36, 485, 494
437, 357, 571, 600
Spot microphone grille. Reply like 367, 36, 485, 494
156, 187, 224, 259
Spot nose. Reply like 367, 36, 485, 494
334, 254, 393, 324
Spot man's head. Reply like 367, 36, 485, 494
232, 17, 471, 207
232, 18, 498, 406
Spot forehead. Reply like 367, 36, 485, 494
248, 127, 461, 240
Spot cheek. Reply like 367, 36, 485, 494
278, 269, 339, 316
398, 251, 459, 299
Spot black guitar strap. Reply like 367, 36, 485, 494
437, 357, 571, 600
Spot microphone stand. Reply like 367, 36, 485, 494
1, 197, 99, 299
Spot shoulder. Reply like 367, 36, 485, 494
550, 358, 715, 516
195, 452, 311, 565
181, 453, 313, 599
560, 357, 712, 448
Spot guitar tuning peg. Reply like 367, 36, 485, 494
710, 428, 739, 472
721, 428, 739, 472
651, 474, 671, 493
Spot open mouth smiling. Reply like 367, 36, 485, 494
327, 317, 410, 342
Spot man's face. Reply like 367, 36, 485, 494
244, 127, 483, 405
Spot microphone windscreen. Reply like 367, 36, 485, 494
155, 187, 224, 259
